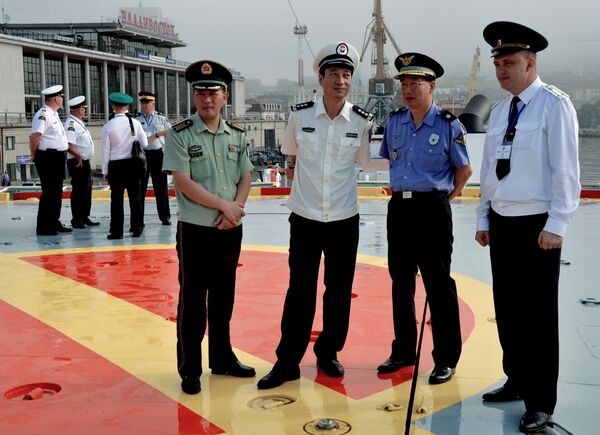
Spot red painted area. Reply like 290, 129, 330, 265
0, 300, 223, 434
23, 249, 475, 400
260, 187, 291, 196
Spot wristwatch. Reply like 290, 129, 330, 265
155, 133, 160, 138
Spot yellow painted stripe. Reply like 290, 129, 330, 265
0, 246, 502, 434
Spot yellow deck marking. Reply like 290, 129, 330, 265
0, 245, 502, 434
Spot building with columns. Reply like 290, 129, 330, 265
0, 7, 248, 182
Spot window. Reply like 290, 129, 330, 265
69, 61, 84, 97
5, 136, 15, 151
23, 55, 41, 95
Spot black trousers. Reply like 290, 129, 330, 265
107, 158, 143, 236
34, 149, 66, 232
387, 193, 461, 368
275, 213, 359, 366
176, 222, 243, 378
141, 148, 170, 223
67, 159, 92, 225
489, 208, 560, 414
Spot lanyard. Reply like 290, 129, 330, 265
142, 112, 154, 132
505, 102, 527, 134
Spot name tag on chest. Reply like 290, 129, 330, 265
496, 140, 512, 160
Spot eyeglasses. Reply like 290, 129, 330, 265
400, 81, 429, 89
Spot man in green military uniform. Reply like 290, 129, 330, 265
162, 59, 255, 395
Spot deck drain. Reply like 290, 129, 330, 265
247, 394, 296, 410
304, 418, 351, 434
4, 383, 61, 401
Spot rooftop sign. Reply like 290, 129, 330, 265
119, 7, 176, 38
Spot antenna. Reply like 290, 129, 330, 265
1, 1, 10, 25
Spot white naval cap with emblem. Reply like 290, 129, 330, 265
41, 85, 64, 98
67, 95, 86, 109
313, 41, 360, 75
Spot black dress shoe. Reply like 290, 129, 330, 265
160, 217, 171, 225
107, 233, 123, 240
56, 224, 73, 233
482, 384, 521, 402
257, 365, 300, 389
377, 358, 415, 374
131, 230, 143, 237
36, 229, 58, 236
71, 221, 86, 229
211, 360, 256, 377
316, 358, 344, 377
428, 367, 455, 384
83, 218, 100, 226
181, 376, 201, 395
519, 411, 551, 433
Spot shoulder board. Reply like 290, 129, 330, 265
135, 112, 142, 117
172, 119, 193, 133
389, 107, 408, 116
352, 105, 374, 121
439, 109, 457, 122
226, 120, 245, 133
290, 101, 314, 111
544, 84, 568, 99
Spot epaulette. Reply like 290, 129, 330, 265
388, 106, 408, 116
544, 84, 568, 99
172, 119, 193, 133
439, 109, 457, 122
290, 101, 314, 111
352, 104, 374, 121
225, 120, 245, 133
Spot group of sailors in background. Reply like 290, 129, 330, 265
29, 88, 171, 238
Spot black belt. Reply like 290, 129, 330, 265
392, 190, 448, 199
39, 148, 65, 153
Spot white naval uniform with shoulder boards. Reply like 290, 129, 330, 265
274, 98, 373, 367
282, 98, 372, 222
31, 104, 69, 234
476, 77, 580, 415
65, 114, 95, 226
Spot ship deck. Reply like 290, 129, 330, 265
1, 194, 599, 434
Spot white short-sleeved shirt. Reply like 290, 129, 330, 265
135, 111, 171, 151
100, 113, 148, 176
476, 77, 581, 237
65, 115, 95, 161
282, 98, 372, 222
31, 105, 68, 151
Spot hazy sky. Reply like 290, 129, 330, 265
4, 0, 600, 85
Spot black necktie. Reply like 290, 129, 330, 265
496, 96, 521, 180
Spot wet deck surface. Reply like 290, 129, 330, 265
1, 196, 599, 434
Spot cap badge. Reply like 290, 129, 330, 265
201, 63, 212, 75
399, 55, 415, 66
336, 43, 348, 55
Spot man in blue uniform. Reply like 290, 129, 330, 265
135, 91, 172, 226
476, 22, 580, 433
30, 85, 72, 236
257, 42, 376, 390
378, 53, 472, 384
163, 60, 255, 395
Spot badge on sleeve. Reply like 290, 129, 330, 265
39, 109, 47, 121
454, 134, 467, 146
429, 134, 439, 145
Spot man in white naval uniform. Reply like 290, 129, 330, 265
65, 96, 99, 229
30, 85, 72, 236
475, 21, 581, 434
258, 41, 385, 390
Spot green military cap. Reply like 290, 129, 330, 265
108, 92, 133, 106
483, 21, 548, 58
185, 60, 232, 90
394, 52, 444, 80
